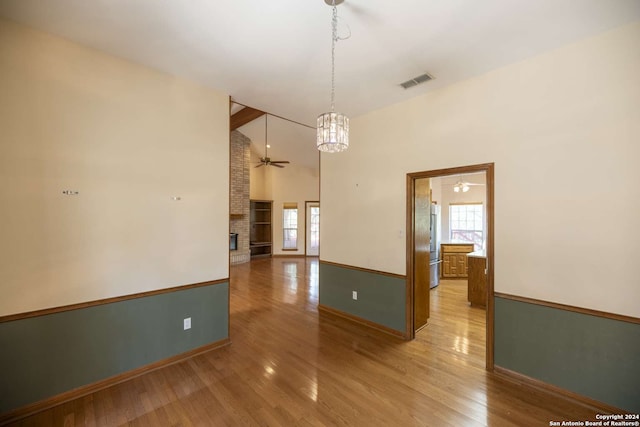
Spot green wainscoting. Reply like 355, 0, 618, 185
319, 262, 405, 333
494, 296, 640, 413
0, 281, 229, 414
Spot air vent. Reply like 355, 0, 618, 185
400, 73, 434, 89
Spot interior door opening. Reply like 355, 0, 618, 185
406, 163, 494, 369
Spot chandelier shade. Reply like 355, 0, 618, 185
317, 112, 349, 153
316, 0, 349, 153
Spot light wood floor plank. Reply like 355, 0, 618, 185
10, 257, 603, 426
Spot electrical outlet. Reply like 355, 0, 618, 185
183, 317, 191, 330
352, 291, 358, 300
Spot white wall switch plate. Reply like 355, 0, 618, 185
183, 317, 191, 330
352, 291, 358, 300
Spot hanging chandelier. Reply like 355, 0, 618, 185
317, 0, 349, 153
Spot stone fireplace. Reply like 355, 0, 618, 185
230, 130, 251, 264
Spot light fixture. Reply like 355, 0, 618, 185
453, 182, 470, 193
317, 0, 349, 153
454, 174, 468, 193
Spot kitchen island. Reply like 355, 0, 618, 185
467, 250, 487, 308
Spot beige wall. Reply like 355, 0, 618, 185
0, 19, 230, 316
268, 165, 319, 256
250, 163, 319, 256
321, 22, 640, 317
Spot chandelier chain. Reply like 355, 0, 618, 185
330, 3, 337, 112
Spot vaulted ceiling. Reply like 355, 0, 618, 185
2, 0, 639, 167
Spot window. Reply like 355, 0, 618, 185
283, 203, 298, 250
449, 203, 483, 249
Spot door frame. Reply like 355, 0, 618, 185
406, 162, 495, 370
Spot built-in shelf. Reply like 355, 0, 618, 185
250, 200, 272, 258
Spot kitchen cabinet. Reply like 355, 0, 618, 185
440, 243, 474, 279
467, 251, 487, 308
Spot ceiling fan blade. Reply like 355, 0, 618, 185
270, 161, 290, 164
448, 181, 484, 186
254, 163, 264, 168
271, 163, 285, 168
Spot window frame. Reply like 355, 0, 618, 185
282, 203, 298, 251
449, 202, 484, 249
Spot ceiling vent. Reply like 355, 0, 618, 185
400, 73, 434, 89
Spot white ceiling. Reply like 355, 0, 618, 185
2, 0, 639, 167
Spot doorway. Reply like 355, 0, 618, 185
406, 163, 494, 369
305, 201, 320, 256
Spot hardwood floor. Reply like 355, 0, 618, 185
12, 257, 602, 426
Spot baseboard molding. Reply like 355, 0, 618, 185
0, 338, 231, 426
318, 304, 407, 339
493, 366, 627, 415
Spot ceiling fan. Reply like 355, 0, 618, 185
451, 176, 485, 193
255, 115, 290, 168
